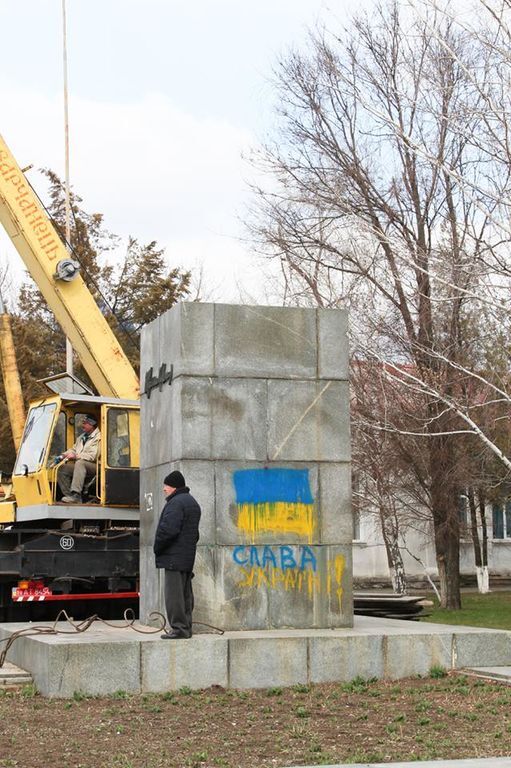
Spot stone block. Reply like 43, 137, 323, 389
192, 545, 221, 628
16, 638, 141, 698
384, 633, 452, 679
159, 302, 215, 379
140, 376, 180, 468
195, 543, 352, 631
160, 376, 209, 460
56, 640, 141, 697
141, 460, 215, 548
179, 378, 270, 462
140, 465, 162, 547
140, 545, 165, 626
210, 379, 268, 461
214, 304, 317, 380
454, 631, 511, 668
140, 316, 161, 469
267, 380, 350, 462
194, 545, 270, 631
215, 461, 320, 546
228, 636, 308, 688
1, 632, 50, 695
177, 460, 216, 545
319, 463, 352, 544
309, 634, 384, 683
318, 308, 349, 380
266, 545, 327, 629
141, 635, 227, 692
324, 545, 353, 627
140, 315, 160, 391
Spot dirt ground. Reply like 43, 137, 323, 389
0, 673, 510, 768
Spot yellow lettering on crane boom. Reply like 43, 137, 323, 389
0, 135, 139, 400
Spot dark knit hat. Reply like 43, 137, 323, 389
164, 470, 186, 489
82, 414, 98, 426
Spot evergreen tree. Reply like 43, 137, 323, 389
0, 171, 190, 472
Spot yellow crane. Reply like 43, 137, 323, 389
0, 291, 25, 450
0, 136, 139, 400
0, 133, 141, 617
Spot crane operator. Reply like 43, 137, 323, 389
58, 414, 100, 503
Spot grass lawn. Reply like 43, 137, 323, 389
421, 590, 511, 630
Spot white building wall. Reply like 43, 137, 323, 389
353, 507, 511, 584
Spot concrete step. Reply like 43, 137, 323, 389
2, 617, 511, 698
462, 666, 511, 684
0, 661, 33, 689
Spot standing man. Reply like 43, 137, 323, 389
58, 414, 100, 503
153, 470, 201, 640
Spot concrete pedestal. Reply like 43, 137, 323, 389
139, 303, 352, 630
1, 617, 510, 698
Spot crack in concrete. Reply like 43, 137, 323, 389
57, 645, 70, 696
271, 381, 332, 460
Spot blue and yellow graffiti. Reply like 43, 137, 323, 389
233, 544, 317, 571
231, 468, 346, 610
233, 467, 315, 541
232, 545, 345, 609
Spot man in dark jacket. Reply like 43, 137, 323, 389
153, 470, 201, 639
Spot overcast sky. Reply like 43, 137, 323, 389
0, 0, 360, 305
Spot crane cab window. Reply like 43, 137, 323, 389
14, 402, 58, 475
48, 412, 66, 462
107, 409, 132, 468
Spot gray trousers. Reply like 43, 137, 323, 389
58, 459, 96, 496
164, 570, 194, 638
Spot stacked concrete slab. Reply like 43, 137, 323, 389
139, 303, 352, 630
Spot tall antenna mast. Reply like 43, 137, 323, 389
62, 0, 73, 376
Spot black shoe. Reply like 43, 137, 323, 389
160, 632, 189, 640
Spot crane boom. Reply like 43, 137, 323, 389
0, 293, 25, 449
0, 133, 139, 400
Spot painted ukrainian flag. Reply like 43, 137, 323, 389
233, 468, 315, 542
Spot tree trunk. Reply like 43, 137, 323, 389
468, 487, 490, 593
380, 510, 407, 595
434, 516, 461, 608
429, 434, 461, 609
478, 489, 488, 568
478, 488, 490, 593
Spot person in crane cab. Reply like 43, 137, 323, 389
58, 414, 100, 503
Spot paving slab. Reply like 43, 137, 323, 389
1, 616, 510, 698
288, 760, 511, 768
463, 665, 511, 683
0, 661, 32, 686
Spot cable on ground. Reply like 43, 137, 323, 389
0, 610, 225, 668
0, 608, 166, 667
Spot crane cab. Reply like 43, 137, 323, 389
0, 389, 140, 527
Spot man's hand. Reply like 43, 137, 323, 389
63, 450, 77, 460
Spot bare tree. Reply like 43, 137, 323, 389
249, 0, 511, 608
352, 361, 432, 594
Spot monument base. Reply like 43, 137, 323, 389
1, 616, 510, 697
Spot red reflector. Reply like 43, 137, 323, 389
12, 585, 52, 601
11, 590, 139, 603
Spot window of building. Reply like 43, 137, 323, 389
492, 502, 511, 539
